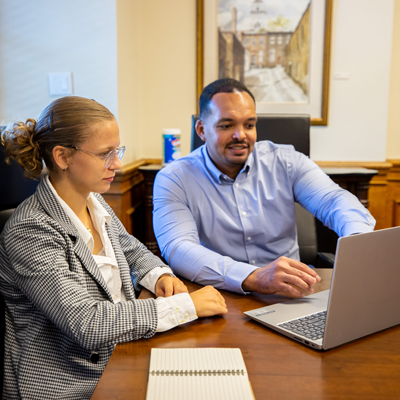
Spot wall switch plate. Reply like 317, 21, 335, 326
48, 72, 73, 96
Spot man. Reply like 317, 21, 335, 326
153, 78, 375, 297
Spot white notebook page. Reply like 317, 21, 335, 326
146, 348, 254, 400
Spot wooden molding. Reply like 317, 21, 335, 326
315, 160, 392, 173
103, 157, 400, 236
196, 0, 204, 114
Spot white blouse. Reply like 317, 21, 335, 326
46, 175, 197, 332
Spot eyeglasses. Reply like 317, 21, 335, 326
66, 145, 126, 168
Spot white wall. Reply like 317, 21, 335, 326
116, 0, 197, 162
0, 0, 118, 123
310, 0, 394, 161
116, 0, 144, 163
140, 0, 394, 163
0, 0, 398, 164
387, 0, 400, 159
136, 0, 197, 159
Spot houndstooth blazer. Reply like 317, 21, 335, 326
0, 177, 169, 399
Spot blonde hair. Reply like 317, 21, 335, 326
1, 96, 115, 179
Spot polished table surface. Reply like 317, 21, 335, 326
91, 269, 400, 400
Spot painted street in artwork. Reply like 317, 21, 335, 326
246, 65, 307, 102
218, 0, 311, 103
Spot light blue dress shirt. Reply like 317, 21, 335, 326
153, 141, 376, 294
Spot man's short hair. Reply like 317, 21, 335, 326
199, 78, 255, 119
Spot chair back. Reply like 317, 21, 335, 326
0, 208, 14, 396
191, 113, 310, 156
191, 113, 321, 266
1, 127, 39, 211
0, 209, 14, 233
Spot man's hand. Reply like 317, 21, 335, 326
155, 274, 189, 297
189, 286, 228, 317
242, 256, 321, 297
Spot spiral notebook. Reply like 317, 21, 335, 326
146, 348, 254, 400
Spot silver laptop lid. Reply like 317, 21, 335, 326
244, 227, 400, 350
323, 226, 400, 349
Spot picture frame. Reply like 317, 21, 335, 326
197, 0, 333, 125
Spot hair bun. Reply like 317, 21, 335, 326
1, 118, 43, 179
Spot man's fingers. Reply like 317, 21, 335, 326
277, 282, 309, 298
286, 268, 318, 288
243, 256, 322, 296
284, 258, 321, 282
275, 267, 316, 295
278, 260, 320, 287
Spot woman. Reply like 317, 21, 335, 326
0, 96, 227, 399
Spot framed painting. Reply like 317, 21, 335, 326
197, 0, 333, 125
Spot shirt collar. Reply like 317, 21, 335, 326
202, 144, 254, 183
45, 175, 111, 246
244, 149, 254, 172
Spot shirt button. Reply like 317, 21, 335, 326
235, 183, 239, 188
247, 237, 251, 241
112, 294, 119, 301
242, 211, 247, 216
251, 260, 256, 265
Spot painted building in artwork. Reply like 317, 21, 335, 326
250, 0, 267, 31
241, 32, 267, 69
241, 0, 268, 69
224, 0, 294, 70
218, 0, 310, 89
241, 30, 292, 69
218, 7, 245, 82
284, 3, 310, 94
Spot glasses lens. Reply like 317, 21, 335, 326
104, 147, 125, 168
117, 146, 125, 160
104, 150, 116, 168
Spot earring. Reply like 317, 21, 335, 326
63, 166, 68, 171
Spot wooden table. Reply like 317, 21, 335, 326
91, 269, 400, 399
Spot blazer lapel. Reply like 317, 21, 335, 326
105, 221, 136, 300
72, 236, 114, 301
36, 178, 113, 301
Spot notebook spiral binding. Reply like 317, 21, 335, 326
150, 370, 246, 377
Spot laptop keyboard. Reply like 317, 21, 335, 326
278, 310, 327, 341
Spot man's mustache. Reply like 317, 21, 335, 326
226, 140, 250, 147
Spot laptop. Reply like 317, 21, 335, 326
244, 226, 400, 350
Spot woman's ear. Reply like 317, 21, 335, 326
52, 146, 70, 171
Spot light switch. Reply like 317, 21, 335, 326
48, 72, 73, 96
333, 72, 350, 80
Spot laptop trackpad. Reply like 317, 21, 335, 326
244, 290, 330, 325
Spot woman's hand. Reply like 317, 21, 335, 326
189, 286, 228, 317
155, 274, 189, 297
